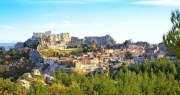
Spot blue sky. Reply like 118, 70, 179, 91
0, 0, 180, 43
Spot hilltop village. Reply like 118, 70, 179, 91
0, 31, 176, 89
13, 31, 175, 76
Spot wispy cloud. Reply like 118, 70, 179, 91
0, 25, 14, 29
132, 0, 180, 6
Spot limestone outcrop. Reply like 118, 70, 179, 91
84, 35, 116, 46
29, 50, 41, 63
22, 73, 32, 79
14, 31, 71, 50
70, 37, 84, 44
135, 41, 150, 48
14, 42, 24, 51
31, 69, 41, 75
20, 80, 30, 90
70, 35, 116, 46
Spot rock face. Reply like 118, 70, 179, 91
70, 37, 84, 44
123, 39, 133, 47
84, 35, 116, 46
31, 69, 41, 75
135, 41, 150, 48
14, 31, 71, 50
20, 80, 30, 90
22, 73, 32, 79
29, 50, 41, 63
31, 31, 71, 50
14, 42, 24, 51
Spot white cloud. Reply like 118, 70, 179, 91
0, 25, 14, 29
132, 0, 180, 6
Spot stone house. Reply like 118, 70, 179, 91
58, 57, 74, 65
75, 57, 100, 74
43, 57, 57, 66
155, 50, 165, 59
104, 49, 114, 54
134, 57, 145, 65
145, 46, 159, 54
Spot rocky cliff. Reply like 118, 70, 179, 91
14, 31, 71, 63
84, 35, 116, 46
29, 50, 41, 63
14, 31, 71, 51
14, 42, 25, 51
70, 35, 116, 46
70, 37, 84, 44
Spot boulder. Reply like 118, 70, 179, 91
44, 74, 54, 81
31, 69, 41, 75
20, 80, 30, 90
22, 73, 32, 79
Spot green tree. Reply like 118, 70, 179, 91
125, 52, 134, 59
163, 10, 180, 59
0, 50, 6, 55
11, 49, 17, 56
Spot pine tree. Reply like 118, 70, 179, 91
163, 10, 180, 59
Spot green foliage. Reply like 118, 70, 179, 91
125, 52, 134, 59
10, 49, 17, 56
163, 10, 180, 59
83, 45, 94, 52
39, 48, 81, 57
28, 59, 180, 95
1, 59, 180, 95
0, 78, 26, 95
0, 50, 6, 56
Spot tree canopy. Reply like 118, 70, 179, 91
163, 10, 180, 59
